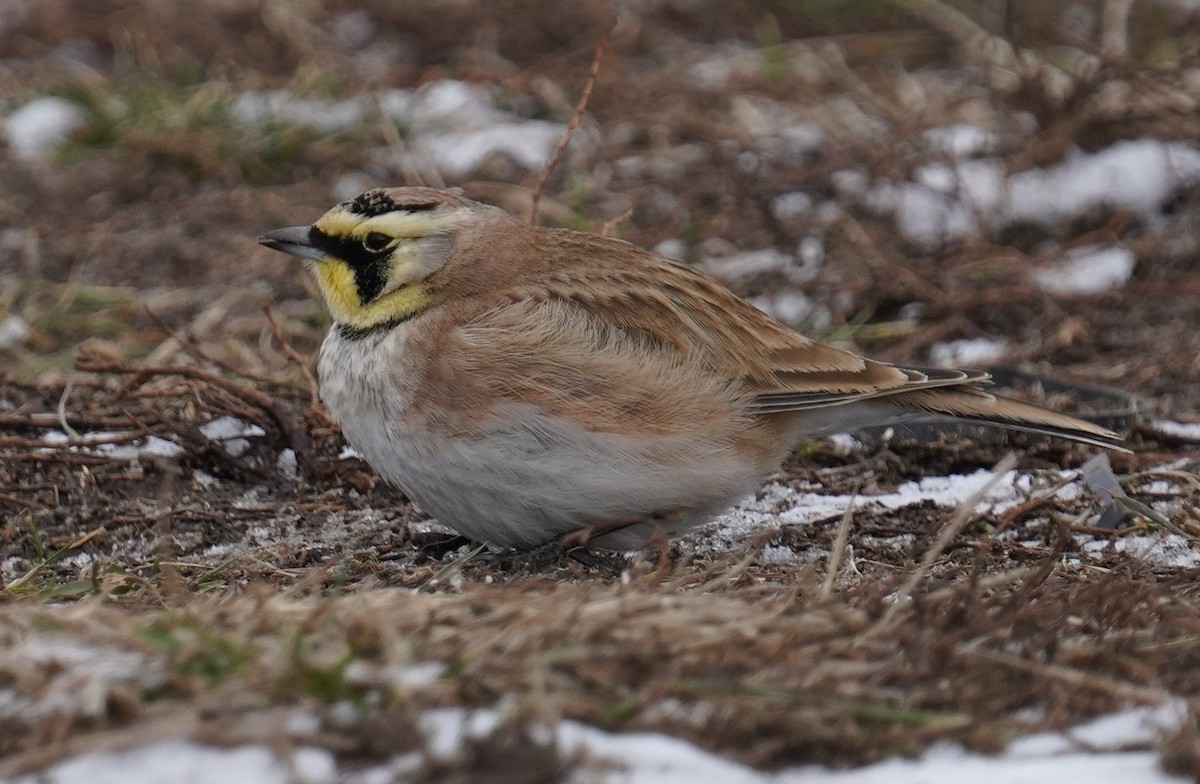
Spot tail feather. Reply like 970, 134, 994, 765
890, 387, 1128, 452
749, 362, 1129, 452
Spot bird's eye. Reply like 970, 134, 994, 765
362, 232, 392, 253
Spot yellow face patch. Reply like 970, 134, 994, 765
313, 259, 431, 331
303, 202, 469, 332
297, 201, 470, 331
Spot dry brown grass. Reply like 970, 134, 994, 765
3, 551, 1199, 777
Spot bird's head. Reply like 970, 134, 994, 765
259, 187, 476, 333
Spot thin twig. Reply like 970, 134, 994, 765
599, 208, 633, 237
144, 307, 285, 389
155, 467, 183, 600
0, 492, 44, 510
56, 382, 80, 440
417, 542, 490, 592
529, 20, 614, 224
700, 529, 777, 592
0, 451, 115, 465
0, 429, 154, 449
75, 348, 317, 477
921, 566, 1036, 603
262, 306, 332, 474
821, 486, 859, 600
0, 412, 141, 429
143, 294, 237, 366
76, 351, 275, 412
263, 303, 329, 426
5, 526, 107, 592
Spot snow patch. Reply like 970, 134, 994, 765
747, 290, 818, 325
0, 314, 31, 348
700, 247, 791, 282
1148, 420, 1200, 441
277, 448, 299, 480
929, 338, 1009, 367
414, 121, 562, 178
4, 97, 86, 160
923, 124, 998, 158
772, 191, 814, 224
824, 433, 864, 456
36, 430, 184, 461
1, 700, 1189, 783
200, 415, 265, 457
694, 466, 1156, 562
138, 436, 186, 459
1006, 140, 1200, 228
796, 235, 824, 278
1080, 533, 1200, 568
1033, 246, 1136, 296
863, 139, 1200, 249
0, 638, 161, 723
8, 740, 335, 784
231, 92, 362, 134
653, 238, 687, 260
701, 245, 820, 289
232, 81, 570, 179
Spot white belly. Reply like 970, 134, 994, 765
317, 324, 765, 550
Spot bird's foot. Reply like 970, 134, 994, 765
484, 538, 573, 571
481, 519, 646, 574
483, 542, 631, 575
409, 532, 475, 560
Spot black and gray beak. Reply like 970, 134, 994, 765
258, 226, 327, 261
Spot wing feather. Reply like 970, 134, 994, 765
523, 236, 939, 410
448, 228, 1123, 450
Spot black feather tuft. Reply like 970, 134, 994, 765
344, 190, 398, 217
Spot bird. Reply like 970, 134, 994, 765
259, 186, 1125, 555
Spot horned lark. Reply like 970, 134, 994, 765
260, 187, 1125, 552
